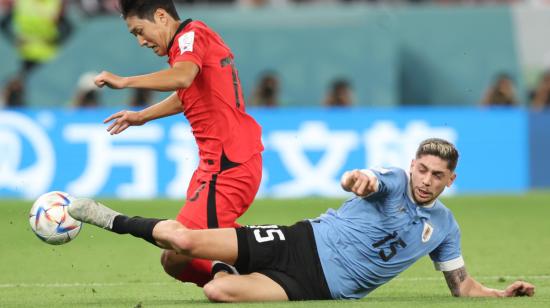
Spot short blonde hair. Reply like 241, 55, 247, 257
416, 138, 459, 171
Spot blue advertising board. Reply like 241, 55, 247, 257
0, 108, 528, 199
529, 111, 550, 189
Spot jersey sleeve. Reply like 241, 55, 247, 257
364, 167, 407, 200
171, 27, 209, 69
429, 214, 464, 271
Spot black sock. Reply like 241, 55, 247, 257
111, 215, 164, 247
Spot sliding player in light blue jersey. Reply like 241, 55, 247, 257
312, 160, 461, 299
68, 138, 535, 302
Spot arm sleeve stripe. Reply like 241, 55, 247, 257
433, 256, 465, 271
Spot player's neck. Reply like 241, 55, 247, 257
168, 20, 182, 41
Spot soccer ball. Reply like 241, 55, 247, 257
29, 191, 82, 245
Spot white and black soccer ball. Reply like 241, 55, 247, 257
29, 191, 82, 245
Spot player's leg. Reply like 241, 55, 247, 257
163, 153, 262, 286
160, 170, 209, 284
160, 252, 193, 282
153, 220, 239, 264
161, 170, 220, 285
68, 198, 239, 263
203, 272, 288, 302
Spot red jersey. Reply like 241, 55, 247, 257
167, 19, 263, 172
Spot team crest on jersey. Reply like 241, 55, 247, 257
421, 222, 434, 243
178, 31, 195, 54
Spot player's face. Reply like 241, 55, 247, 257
125, 11, 171, 56
409, 155, 456, 205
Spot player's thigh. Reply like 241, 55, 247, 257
177, 174, 242, 229
204, 272, 288, 302
166, 227, 239, 264
187, 228, 239, 264
177, 169, 259, 229
217, 153, 262, 209
177, 172, 210, 228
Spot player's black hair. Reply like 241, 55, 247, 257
416, 138, 459, 172
118, 0, 180, 21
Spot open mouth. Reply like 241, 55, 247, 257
416, 188, 431, 199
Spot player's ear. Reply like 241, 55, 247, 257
154, 8, 168, 25
446, 172, 457, 187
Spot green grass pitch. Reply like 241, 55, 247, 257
1, 193, 549, 307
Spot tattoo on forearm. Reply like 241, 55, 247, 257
443, 266, 468, 296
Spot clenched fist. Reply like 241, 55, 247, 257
340, 169, 378, 197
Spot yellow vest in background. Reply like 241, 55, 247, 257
13, 0, 62, 62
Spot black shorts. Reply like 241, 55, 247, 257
234, 221, 332, 301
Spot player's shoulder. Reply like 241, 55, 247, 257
183, 20, 211, 34
367, 167, 408, 196
369, 167, 407, 182
172, 20, 209, 42
369, 166, 406, 176
169, 20, 211, 56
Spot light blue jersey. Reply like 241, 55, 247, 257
310, 167, 464, 299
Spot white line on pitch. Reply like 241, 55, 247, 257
394, 275, 550, 282
1, 275, 549, 289
0, 282, 172, 288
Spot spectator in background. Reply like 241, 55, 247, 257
529, 70, 550, 111
74, 0, 119, 18
0, 0, 72, 75
172, 0, 234, 4
0, 0, 10, 10
481, 73, 518, 107
1, 75, 25, 107
129, 88, 154, 107
72, 72, 101, 108
237, 0, 289, 7
324, 78, 353, 107
250, 71, 280, 107
1, 0, 72, 107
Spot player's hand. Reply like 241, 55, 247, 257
501, 281, 535, 297
94, 71, 128, 89
340, 169, 378, 197
104, 110, 146, 135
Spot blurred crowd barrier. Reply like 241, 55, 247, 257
4, 4, 547, 107
2, 107, 545, 200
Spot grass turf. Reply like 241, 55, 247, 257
1, 193, 549, 307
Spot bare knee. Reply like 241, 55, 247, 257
170, 228, 196, 254
154, 220, 184, 239
154, 220, 194, 253
160, 250, 190, 278
203, 279, 236, 302
160, 250, 177, 277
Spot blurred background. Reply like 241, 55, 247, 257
1, 0, 549, 199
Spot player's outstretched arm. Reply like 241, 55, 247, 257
340, 169, 378, 197
104, 92, 182, 135
443, 266, 535, 297
94, 62, 199, 91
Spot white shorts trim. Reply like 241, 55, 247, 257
434, 256, 465, 271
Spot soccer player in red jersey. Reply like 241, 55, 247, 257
94, 0, 263, 287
